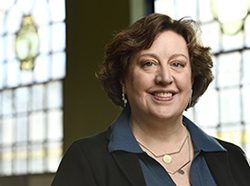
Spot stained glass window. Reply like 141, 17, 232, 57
0, 0, 65, 175
154, 0, 250, 158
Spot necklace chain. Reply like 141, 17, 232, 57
137, 133, 189, 158
167, 136, 191, 175
137, 132, 192, 175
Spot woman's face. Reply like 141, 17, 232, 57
124, 30, 192, 122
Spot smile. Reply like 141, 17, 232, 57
153, 92, 173, 98
151, 91, 177, 101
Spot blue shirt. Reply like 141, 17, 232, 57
108, 108, 226, 186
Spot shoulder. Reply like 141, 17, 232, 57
52, 129, 118, 186
58, 128, 114, 174
213, 138, 250, 168
204, 138, 250, 185
68, 129, 110, 156
215, 138, 246, 155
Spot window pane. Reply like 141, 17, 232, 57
34, 55, 50, 83
15, 87, 30, 113
48, 110, 63, 141
32, 0, 50, 25
242, 85, 250, 123
175, 0, 197, 19
222, 32, 244, 51
47, 142, 62, 172
51, 23, 66, 52
1, 117, 14, 145
29, 144, 44, 173
38, 26, 51, 54
217, 53, 241, 88
6, 6, 22, 33
0, 38, 4, 63
47, 81, 63, 109
20, 70, 33, 85
0, 62, 6, 89
245, 125, 250, 158
2, 90, 12, 116
0, 147, 12, 175
16, 114, 28, 143
154, 0, 175, 15
219, 125, 244, 146
220, 88, 241, 123
49, 0, 65, 22
29, 111, 45, 142
51, 52, 66, 79
201, 22, 221, 53
243, 51, 250, 84
195, 89, 219, 127
244, 15, 250, 47
32, 84, 45, 111
7, 59, 20, 87
198, 0, 214, 22
13, 145, 28, 174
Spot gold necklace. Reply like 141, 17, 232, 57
137, 133, 189, 164
167, 136, 191, 175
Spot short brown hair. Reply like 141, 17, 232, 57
97, 13, 213, 109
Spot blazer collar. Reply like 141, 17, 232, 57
204, 151, 236, 186
111, 151, 146, 186
105, 127, 146, 186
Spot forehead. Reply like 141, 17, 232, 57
138, 31, 189, 58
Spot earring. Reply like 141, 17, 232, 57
122, 87, 127, 107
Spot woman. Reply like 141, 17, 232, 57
52, 13, 250, 186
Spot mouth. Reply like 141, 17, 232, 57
150, 91, 177, 101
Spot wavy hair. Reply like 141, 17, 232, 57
97, 13, 213, 109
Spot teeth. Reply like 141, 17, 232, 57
154, 92, 172, 97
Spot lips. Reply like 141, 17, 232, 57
150, 90, 177, 101
153, 92, 173, 98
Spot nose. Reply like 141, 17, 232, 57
155, 67, 173, 86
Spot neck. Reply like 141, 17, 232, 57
130, 113, 186, 147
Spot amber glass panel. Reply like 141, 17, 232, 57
0, 0, 65, 175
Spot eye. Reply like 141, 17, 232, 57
143, 61, 154, 67
172, 62, 184, 68
170, 60, 186, 69
141, 60, 157, 68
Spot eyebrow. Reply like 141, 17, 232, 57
138, 53, 189, 60
169, 53, 189, 60
138, 53, 158, 59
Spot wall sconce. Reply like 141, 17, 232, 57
15, 15, 39, 70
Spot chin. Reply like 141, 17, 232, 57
151, 107, 183, 120
151, 110, 174, 119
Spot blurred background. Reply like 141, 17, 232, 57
0, 0, 249, 185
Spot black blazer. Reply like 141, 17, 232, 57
52, 129, 250, 186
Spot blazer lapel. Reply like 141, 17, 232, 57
112, 151, 146, 186
204, 152, 236, 186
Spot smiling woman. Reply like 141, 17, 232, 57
124, 31, 192, 126
52, 13, 250, 186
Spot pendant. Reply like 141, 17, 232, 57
163, 154, 172, 164
177, 169, 185, 175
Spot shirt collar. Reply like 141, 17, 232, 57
108, 107, 226, 153
183, 116, 226, 152
108, 107, 143, 153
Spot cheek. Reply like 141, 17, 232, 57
176, 73, 192, 91
125, 71, 151, 95
183, 70, 192, 86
